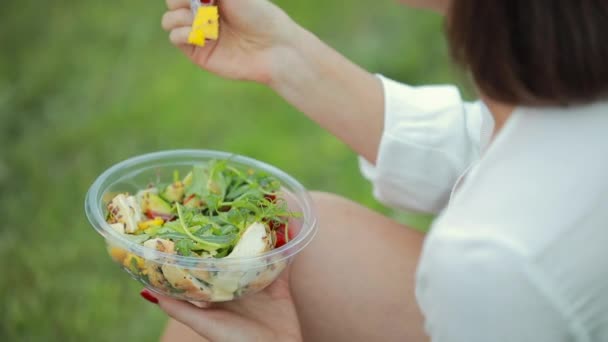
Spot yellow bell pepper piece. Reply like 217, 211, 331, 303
188, 6, 219, 47
137, 217, 164, 231
109, 246, 128, 264
188, 29, 206, 47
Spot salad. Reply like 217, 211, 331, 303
105, 159, 300, 301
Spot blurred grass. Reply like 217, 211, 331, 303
0, 0, 464, 340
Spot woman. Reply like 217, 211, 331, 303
147, 0, 608, 340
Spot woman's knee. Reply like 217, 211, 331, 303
308, 190, 361, 221
309, 190, 346, 207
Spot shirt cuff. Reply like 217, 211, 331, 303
359, 75, 479, 213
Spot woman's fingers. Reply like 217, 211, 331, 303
169, 27, 192, 45
157, 296, 220, 340
162, 8, 193, 31
165, 0, 190, 10
156, 295, 251, 342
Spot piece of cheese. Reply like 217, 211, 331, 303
188, 6, 219, 47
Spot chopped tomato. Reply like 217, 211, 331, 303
144, 210, 175, 221
264, 194, 277, 202
273, 221, 295, 248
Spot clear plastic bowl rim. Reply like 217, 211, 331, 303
84, 149, 318, 270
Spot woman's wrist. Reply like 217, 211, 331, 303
266, 24, 318, 91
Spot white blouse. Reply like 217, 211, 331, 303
360, 76, 608, 342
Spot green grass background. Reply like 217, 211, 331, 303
0, 0, 468, 340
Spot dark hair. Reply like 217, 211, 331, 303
446, 0, 608, 105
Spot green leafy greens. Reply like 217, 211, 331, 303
117, 159, 301, 258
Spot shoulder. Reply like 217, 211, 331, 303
415, 102, 608, 341
436, 103, 608, 250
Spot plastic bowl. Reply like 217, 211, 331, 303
85, 150, 317, 302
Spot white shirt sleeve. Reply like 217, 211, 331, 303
416, 235, 574, 342
359, 75, 493, 213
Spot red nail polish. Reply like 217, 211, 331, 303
201, 0, 212, 4
140, 289, 159, 304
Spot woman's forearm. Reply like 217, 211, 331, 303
269, 26, 384, 164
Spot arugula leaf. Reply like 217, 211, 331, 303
175, 204, 238, 251
175, 239, 194, 256
161, 221, 185, 232
193, 224, 213, 237
185, 161, 228, 212
223, 172, 237, 195
214, 248, 231, 258
240, 188, 265, 202
175, 234, 237, 253
189, 212, 213, 227
156, 231, 189, 240
226, 183, 249, 200
207, 160, 228, 199
230, 197, 262, 214
205, 193, 222, 212
195, 234, 237, 246
255, 174, 281, 192
220, 207, 250, 230
185, 164, 209, 197
219, 224, 239, 235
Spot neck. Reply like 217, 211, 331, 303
481, 96, 515, 135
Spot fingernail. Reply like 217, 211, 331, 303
201, 0, 212, 4
140, 289, 159, 304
